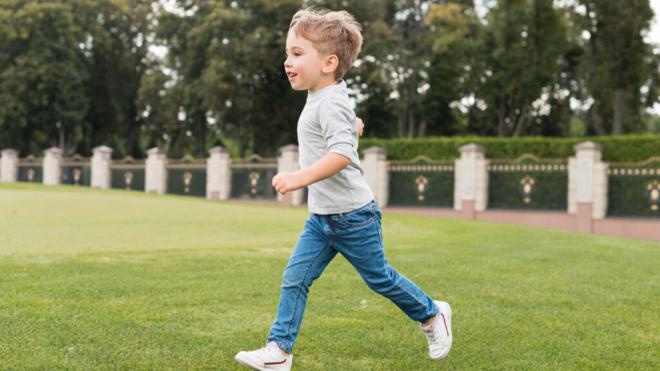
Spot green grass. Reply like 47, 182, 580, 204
1, 183, 659, 370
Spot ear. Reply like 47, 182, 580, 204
322, 54, 339, 75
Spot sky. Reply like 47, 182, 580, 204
648, 0, 660, 45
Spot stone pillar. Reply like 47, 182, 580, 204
145, 147, 167, 194
43, 147, 63, 185
277, 145, 305, 206
454, 144, 489, 219
0, 149, 19, 183
362, 146, 389, 207
206, 146, 232, 200
568, 141, 608, 232
91, 145, 113, 189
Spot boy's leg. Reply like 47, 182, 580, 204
332, 202, 437, 322
267, 214, 337, 353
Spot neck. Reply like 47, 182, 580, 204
309, 78, 338, 93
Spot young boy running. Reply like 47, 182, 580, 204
235, 8, 452, 370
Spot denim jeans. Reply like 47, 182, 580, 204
267, 200, 438, 353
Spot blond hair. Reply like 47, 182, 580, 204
289, 8, 363, 80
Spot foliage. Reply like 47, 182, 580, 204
360, 134, 660, 161
0, 1, 88, 154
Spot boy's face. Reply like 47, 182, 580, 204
284, 30, 337, 92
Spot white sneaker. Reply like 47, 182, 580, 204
234, 342, 293, 371
421, 300, 453, 360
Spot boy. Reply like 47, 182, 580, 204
235, 8, 452, 370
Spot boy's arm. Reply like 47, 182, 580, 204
272, 117, 364, 194
273, 91, 365, 194
272, 152, 349, 195
356, 117, 364, 138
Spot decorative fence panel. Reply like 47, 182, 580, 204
607, 158, 660, 218
388, 156, 454, 208
167, 158, 206, 198
230, 155, 277, 200
488, 155, 568, 211
110, 157, 145, 191
17, 156, 42, 183
61, 155, 91, 186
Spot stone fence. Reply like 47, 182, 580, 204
1, 142, 658, 241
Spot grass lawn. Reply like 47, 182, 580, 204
0, 183, 659, 370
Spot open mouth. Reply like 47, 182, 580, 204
286, 71, 298, 80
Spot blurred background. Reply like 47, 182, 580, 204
1, 0, 660, 159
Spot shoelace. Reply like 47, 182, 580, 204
257, 343, 286, 358
258, 345, 276, 354
423, 326, 437, 343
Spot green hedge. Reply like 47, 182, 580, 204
360, 135, 660, 161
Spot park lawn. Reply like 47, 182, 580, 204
0, 183, 658, 370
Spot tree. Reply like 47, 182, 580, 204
76, 0, 155, 157
423, 1, 483, 136
574, 0, 655, 135
0, 0, 88, 156
387, 0, 436, 138
476, 0, 574, 137
156, 0, 303, 157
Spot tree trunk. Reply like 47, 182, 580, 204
406, 75, 418, 138
407, 108, 415, 138
169, 124, 185, 159
584, 3, 606, 136
194, 111, 207, 157
513, 103, 530, 137
612, 88, 625, 135
397, 102, 406, 137
59, 126, 66, 154
82, 120, 90, 156
591, 100, 607, 135
497, 105, 507, 137
198, 123, 207, 157
125, 118, 136, 157
417, 119, 427, 137
236, 122, 244, 158
23, 122, 33, 156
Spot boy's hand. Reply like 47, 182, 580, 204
356, 117, 364, 137
272, 171, 305, 195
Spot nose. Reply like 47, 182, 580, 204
283, 56, 292, 68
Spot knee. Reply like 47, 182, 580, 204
281, 269, 315, 292
282, 270, 305, 289
364, 266, 398, 293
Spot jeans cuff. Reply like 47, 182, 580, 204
420, 301, 439, 323
267, 338, 293, 354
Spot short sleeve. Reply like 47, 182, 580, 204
318, 97, 358, 163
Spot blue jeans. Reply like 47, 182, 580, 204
267, 200, 438, 353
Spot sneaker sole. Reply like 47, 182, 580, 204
234, 352, 266, 371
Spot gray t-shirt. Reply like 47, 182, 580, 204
297, 80, 374, 214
